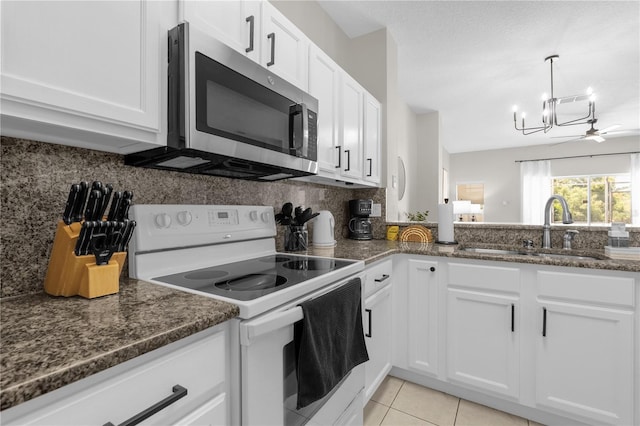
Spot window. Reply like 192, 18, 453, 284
552, 174, 632, 225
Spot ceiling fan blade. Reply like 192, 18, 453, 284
550, 135, 583, 139
584, 135, 606, 143
599, 124, 621, 134
602, 129, 640, 136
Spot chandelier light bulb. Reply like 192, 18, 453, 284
589, 94, 596, 102
586, 86, 593, 95
542, 108, 549, 117
541, 93, 549, 101
521, 112, 527, 118
512, 105, 518, 112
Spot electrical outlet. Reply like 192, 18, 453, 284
371, 203, 382, 217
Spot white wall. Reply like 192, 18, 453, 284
449, 136, 640, 223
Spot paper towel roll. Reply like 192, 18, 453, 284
437, 203, 456, 243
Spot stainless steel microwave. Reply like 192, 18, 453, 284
125, 22, 318, 181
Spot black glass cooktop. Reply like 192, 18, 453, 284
153, 253, 356, 301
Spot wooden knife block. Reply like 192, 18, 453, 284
44, 221, 126, 298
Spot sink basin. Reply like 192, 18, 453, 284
458, 247, 524, 256
531, 253, 600, 261
458, 247, 601, 261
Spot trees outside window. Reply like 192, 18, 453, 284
552, 175, 632, 225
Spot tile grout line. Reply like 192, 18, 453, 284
453, 397, 461, 426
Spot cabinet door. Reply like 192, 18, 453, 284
446, 288, 519, 398
261, 2, 308, 90
1, 0, 168, 150
181, 0, 261, 62
308, 45, 340, 175
535, 300, 634, 425
339, 74, 364, 180
363, 285, 392, 402
362, 93, 381, 185
407, 259, 439, 376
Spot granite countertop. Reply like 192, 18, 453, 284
311, 239, 640, 272
0, 279, 239, 411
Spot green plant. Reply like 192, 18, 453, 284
406, 210, 430, 221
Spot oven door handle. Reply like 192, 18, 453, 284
240, 307, 303, 346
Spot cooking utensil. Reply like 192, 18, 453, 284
91, 230, 121, 265
62, 184, 81, 225
280, 202, 293, 225
301, 211, 319, 225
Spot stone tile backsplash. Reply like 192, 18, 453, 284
1, 137, 385, 298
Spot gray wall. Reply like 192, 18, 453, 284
449, 136, 640, 223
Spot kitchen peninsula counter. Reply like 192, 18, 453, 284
0, 279, 239, 411
315, 239, 640, 273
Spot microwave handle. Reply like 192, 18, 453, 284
289, 103, 309, 157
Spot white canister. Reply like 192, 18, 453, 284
312, 210, 336, 247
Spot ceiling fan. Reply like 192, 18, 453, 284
552, 119, 635, 143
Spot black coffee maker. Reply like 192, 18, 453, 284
348, 199, 373, 240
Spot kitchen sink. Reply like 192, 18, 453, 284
458, 247, 601, 261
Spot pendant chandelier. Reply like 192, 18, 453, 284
512, 55, 596, 135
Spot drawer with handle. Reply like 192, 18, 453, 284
364, 258, 392, 298
1, 327, 228, 426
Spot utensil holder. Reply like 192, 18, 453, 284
284, 225, 308, 252
44, 221, 126, 298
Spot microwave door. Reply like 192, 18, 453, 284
289, 104, 309, 158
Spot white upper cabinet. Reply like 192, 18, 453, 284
363, 93, 382, 185
0, 0, 174, 152
339, 73, 364, 181
181, 0, 308, 91
181, 0, 262, 63
308, 45, 340, 175
260, 2, 309, 91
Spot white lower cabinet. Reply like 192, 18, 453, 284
446, 263, 520, 398
395, 257, 638, 426
363, 259, 393, 402
406, 259, 439, 376
1, 326, 230, 426
446, 288, 519, 398
534, 270, 635, 425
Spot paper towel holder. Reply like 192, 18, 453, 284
436, 198, 458, 245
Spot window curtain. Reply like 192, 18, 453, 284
521, 160, 551, 225
631, 153, 640, 225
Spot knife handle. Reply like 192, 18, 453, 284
85, 190, 102, 222
107, 191, 123, 222
118, 198, 131, 221
63, 184, 80, 225
73, 181, 90, 223
99, 184, 113, 219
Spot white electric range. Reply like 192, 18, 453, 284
128, 204, 366, 425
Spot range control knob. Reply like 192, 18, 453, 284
154, 213, 172, 229
261, 211, 272, 223
249, 210, 259, 222
176, 210, 192, 226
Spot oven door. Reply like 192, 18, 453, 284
239, 274, 365, 425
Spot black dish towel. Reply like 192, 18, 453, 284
294, 277, 369, 409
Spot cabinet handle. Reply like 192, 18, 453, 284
374, 274, 389, 283
542, 307, 547, 337
365, 308, 372, 337
511, 304, 515, 332
367, 158, 373, 176
267, 32, 276, 66
103, 384, 187, 426
430, 267, 436, 272
245, 16, 255, 53
335, 145, 342, 168
344, 149, 351, 171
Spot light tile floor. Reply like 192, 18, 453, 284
364, 376, 545, 426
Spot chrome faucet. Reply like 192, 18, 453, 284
542, 195, 573, 249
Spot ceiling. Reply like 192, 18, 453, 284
317, 0, 640, 154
